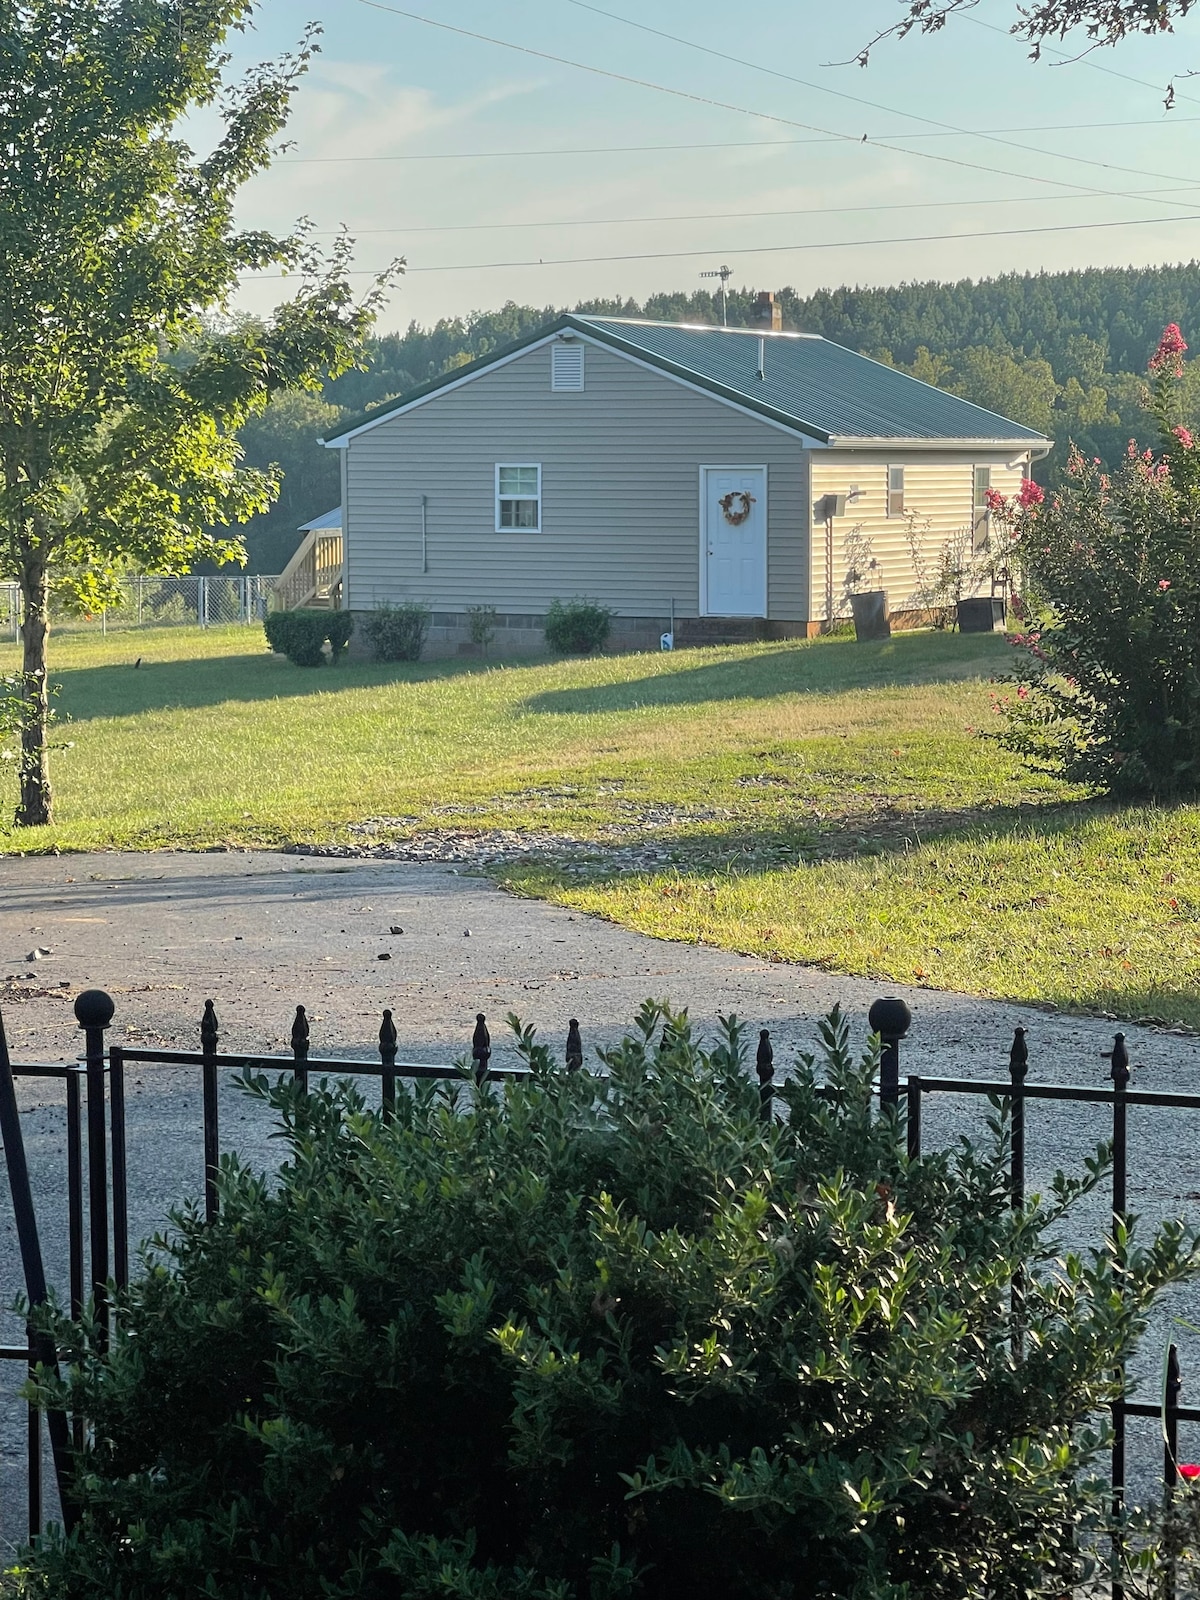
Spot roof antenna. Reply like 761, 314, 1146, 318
700, 264, 733, 327
757, 337, 765, 380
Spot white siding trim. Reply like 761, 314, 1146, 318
829, 436, 1045, 450
698, 464, 769, 619
340, 447, 350, 609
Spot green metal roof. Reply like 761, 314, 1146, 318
322, 313, 1050, 447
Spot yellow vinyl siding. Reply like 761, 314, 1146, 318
807, 452, 1029, 623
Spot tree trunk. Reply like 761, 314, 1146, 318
15, 558, 51, 827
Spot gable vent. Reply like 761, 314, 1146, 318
551, 341, 585, 391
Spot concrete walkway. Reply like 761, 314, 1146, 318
0, 850, 1197, 1532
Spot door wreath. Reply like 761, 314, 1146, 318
718, 490, 755, 525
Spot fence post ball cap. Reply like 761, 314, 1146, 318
868, 997, 912, 1039
74, 989, 115, 1029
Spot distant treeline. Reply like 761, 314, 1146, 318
236, 262, 1200, 571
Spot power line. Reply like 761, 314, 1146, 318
242, 208, 1200, 278
559, 0, 1197, 188
346, 0, 1200, 216
277, 115, 1200, 165
308, 183, 1200, 237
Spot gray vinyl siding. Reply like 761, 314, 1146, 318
343, 339, 812, 621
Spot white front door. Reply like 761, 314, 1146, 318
703, 467, 767, 617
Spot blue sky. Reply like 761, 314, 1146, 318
224, 0, 1200, 332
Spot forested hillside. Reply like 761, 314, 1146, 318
240, 262, 1200, 571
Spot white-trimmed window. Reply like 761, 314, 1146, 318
972, 464, 991, 551
496, 463, 541, 531
551, 342, 585, 391
887, 465, 905, 516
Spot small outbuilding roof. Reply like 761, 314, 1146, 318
297, 506, 342, 533
322, 314, 1051, 449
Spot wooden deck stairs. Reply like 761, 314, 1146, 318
273, 527, 343, 612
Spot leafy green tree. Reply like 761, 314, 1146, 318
233, 390, 345, 574
17, 1007, 1199, 1600
0, 0, 396, 826
852, 0, 1200, 72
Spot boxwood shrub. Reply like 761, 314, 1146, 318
18, 1007, 1199, 1600
544, 597, 612, 655
362, 600, 431, 662
263, 608, 353, 666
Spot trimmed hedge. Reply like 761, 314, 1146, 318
263, 609, 354, 666
362, 600, 431, 662
544, 597, 612, 654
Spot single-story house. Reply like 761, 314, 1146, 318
317, 294, 1051, 654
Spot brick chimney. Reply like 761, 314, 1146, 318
753, 290, 782, 332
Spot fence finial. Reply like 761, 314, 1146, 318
1105, 1031, 1131, 1090
73, 990, 115, 1031
472, 1013, 491, 1084
201, 1000, 219, 1054
1008, 1026, 1028, 1085
566, 1018, 583, 1072
756, 1029, 774, 1124
379, 1008, 398, 1121
868, 996, 911, 1111
291, 1005, 310, 1055
291, 1005, 310, 1091
379, 1008, 398, 1056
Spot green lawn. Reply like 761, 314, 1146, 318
2, 623, 1197, 1027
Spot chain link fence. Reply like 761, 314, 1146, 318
0, 576, 279, 640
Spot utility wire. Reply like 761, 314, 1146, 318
308, 182, 1200, 237
243, 207, 1200, 278
346, 0, 1200, 215
277, 114, 1200, 164
560, 0, 1197, 187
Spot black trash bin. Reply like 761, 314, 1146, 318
956, 597, 1006, 633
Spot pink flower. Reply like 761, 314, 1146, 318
1150, 323, 1188, 377
1017, 478, 1045, 507
1180, 1464, 1200, 1481
1159, 579, 1172, 591
1175, 426, 1195, 448
1016, 684, 1028, 699
984, 487, 1008, 512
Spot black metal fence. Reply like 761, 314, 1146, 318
1, 988, 1198, 1592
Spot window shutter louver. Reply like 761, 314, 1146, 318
551, 343, 585, 391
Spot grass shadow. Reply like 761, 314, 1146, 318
47, 649, 542, 723
497, 794, 1101, 875
521, 633, 1009, 715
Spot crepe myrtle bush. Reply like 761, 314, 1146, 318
989, 323, 1200, 798
15, 1006, 1200, 1600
